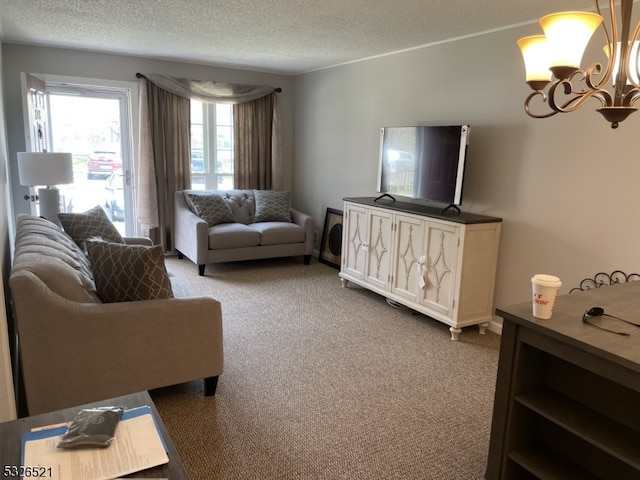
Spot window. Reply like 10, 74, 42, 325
190, 101, 234, 190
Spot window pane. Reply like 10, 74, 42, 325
216, 104, 232, 125
217, 126, 232, 149
192, 175, 205, 190
190, 101, 205, 174
218, 175, 234, 190
218, 150, 233, 172
190, 101, 233, 190
191, 100, 203, 124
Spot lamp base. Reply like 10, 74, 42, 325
38, 187, 62, 227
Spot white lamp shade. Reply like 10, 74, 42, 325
540, 11, 603, 70
518, 35, 552, 83
17, 152, 74, 186
604, 41, 640, 86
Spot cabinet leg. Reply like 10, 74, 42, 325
340, 278, 349, 288
478, 322, 489, 335
449, 327, 462, 341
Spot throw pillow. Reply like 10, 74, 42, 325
253, 190, 292, 223
85, 240, 174, 303
58, 205, 124, 250
186, 193, 235, 227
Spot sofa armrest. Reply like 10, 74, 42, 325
174, 191, 210, 265
290, 208, 314, 255
10, 271, 223, 414
123, 236, 153, 246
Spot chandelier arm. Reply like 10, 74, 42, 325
623, 87, 640, 106
628, 15, 640, 88
591, 0, 615, 89
612, 0, 634, 105
547, 80, 610, 112
584, 64, 606, 91
524, 91, 559, 119
563, 67, 610, 96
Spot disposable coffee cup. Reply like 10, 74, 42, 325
531, 274, 562, 319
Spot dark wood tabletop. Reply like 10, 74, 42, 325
0, 390, 189, 479
496, 280, 640, 374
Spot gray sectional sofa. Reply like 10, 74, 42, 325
174, 189, 314, 275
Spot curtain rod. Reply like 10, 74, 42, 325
135, 73, 282, 92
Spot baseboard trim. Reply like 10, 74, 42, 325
488, 319, 503, 336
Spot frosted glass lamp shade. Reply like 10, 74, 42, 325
17, 152, 74, 186
540, 11, 603, 77
518, 35, 552, 90
603, 41, 640, 86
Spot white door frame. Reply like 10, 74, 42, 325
21, 74, 139, 235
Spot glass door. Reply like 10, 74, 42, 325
45, 83, 134, 235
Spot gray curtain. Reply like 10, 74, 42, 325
234, 93, 281, 190
137, 78, 191, 250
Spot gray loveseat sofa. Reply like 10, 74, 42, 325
9, 213, 223, 415
174, 189, 314, 275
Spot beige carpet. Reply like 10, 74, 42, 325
151, 256, 501, 480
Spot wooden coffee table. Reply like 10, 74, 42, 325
0, 390, 189, 479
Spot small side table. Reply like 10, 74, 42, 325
0, 390, 189, 479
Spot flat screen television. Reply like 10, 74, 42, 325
377, 125, 470, 207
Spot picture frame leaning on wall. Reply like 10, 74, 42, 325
318, 208, 343, 269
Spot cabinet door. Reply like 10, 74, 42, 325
365, 208, 394, 289
391, 213, 426, 303
342, 203, 368, 280
421, 221, 460, 316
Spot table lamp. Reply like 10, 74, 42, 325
17, 152, 74, 226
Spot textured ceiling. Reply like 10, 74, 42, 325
0, 0, 596, 75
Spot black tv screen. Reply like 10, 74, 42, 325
377, 125, 470, 205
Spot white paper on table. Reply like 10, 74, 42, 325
22, 406, 169, 480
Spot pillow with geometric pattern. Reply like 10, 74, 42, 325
253, 190, 291, 223
58, 205, 124, 250
85, 240, 173, 303
186, 193, 236, 227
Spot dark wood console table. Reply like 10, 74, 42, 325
0, 390, 189, 479
486, 281, 640, 479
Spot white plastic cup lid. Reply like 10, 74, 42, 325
531, 274, 562, 287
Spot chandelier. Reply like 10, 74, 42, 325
518, 0, 640, 128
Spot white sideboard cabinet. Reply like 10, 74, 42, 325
339, 197, 502, 340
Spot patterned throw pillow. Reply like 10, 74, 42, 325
186, 193, 236, 227
85, 240, 173, 303
253, 190, 292, 223
58, 205, 124, 250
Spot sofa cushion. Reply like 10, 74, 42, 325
12, 215, 100, 303
254, 190, 292, 223
58, 205, 124, 250
208, 223, 261, 249
248, 222, 306, 246
185, 193, 236, 226
222, 190, 255, 224
86, 240, 174, 303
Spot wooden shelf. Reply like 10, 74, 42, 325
516, 388, 640, 470
486, 282, 640, 479
508, 444, 599, 480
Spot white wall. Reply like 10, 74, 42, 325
293, 25, 640, 325
1, 44, 295, 218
